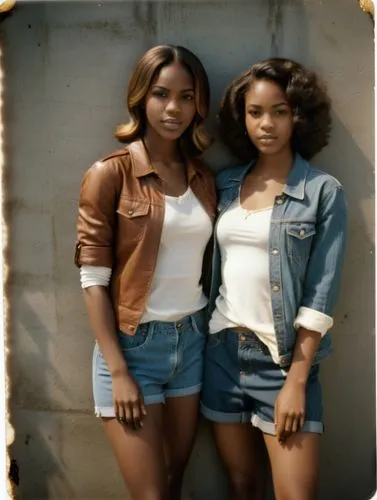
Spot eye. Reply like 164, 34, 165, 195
152, 90, 168, 98
248, 109, 261, 118
182, 94, 194, 101
275, 108, 289, 116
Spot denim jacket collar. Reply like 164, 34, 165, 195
283, 154, 309, 200
224, 154, 310, 201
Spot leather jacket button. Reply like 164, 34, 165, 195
128, 210, 133, 215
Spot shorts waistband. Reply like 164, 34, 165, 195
139, 308, 205, 328
227, 327, 271, 356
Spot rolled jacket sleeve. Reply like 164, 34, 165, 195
294, 306, 333, 336
300, 185, 348, 319
75, 161, 120, 268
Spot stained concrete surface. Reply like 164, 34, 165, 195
3, 1, 375, 499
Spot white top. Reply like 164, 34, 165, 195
141, 187, 211, 322
80, 265, 111, 288
80, 187, 212, 323
210, 197, 333, 363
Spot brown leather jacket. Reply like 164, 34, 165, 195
75, 139, 217, 335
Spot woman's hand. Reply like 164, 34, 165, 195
82, 286, 147, 430
112, 371, 147, 430
274, 379, 305, 444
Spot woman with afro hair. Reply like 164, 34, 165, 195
201, 58, 348, 500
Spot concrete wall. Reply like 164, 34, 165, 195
4, 1, 375, 499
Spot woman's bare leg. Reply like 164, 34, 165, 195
102, 404, 166, 500
212, 422, 267, 500
163, 394, 200, 500
263, 432, 320, 500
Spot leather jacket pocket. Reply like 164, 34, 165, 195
116, 197, 150, 242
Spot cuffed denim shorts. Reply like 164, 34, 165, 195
93, 309, 207, 417
201, 329, 323, 435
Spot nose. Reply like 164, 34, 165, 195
165, 98, 181, 114
261, 113, 274, 130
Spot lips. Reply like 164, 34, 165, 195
259, 135, 278, 144
163, 118, 182, 124
161, 119, 183, 130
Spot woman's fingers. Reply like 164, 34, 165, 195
141, 400, 147, 417
291, 415, 299, 434
299, 413, 305, 430
115, 398, 146, 430
115, 401, 127, 425
131, 400, 142, 429
284, 413, 294, 434
124, 402, 133, 426
275, 412, 286, 443
276, 409, 307, 444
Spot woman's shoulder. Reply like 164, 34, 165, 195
215, 164, 250, 190
100, 146, 131, 163
306, 161, 344, 193
82, 146, 132, 183
94, 146, 131, 171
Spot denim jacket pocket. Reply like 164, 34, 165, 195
287, 222, 316, 265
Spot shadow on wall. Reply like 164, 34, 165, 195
315, 113, 376, 500
2, 3, 80, 498
200, 0, 311, 170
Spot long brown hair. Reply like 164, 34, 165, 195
115, 45, 212, 157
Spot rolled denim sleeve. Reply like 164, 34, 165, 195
75, 161, 120, 268
300, 185, 348, 317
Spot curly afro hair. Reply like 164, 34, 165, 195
218, 58, 331, 162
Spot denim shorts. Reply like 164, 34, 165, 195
93, 309, 207, 417
201, 329, 323, 435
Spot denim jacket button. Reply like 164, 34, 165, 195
299, 229, 305, 237
272, 248, 279, 255
276, 197, 284, 205
272, 284, 280, 292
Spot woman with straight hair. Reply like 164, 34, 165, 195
201, 58, 347, 500
75, 44, 216, 500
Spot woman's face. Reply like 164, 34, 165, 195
244, 79, 294, 157
145, 62, 197, 142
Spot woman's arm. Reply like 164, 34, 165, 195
84, 286, 126, 377
76, 162, 146, 428
275, 183, 348, 444
275, 327, 321, 443
84, 286, 147, 428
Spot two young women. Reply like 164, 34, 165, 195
75, 45, 347, 500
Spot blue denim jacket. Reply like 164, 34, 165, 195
208, 154, 348, 367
